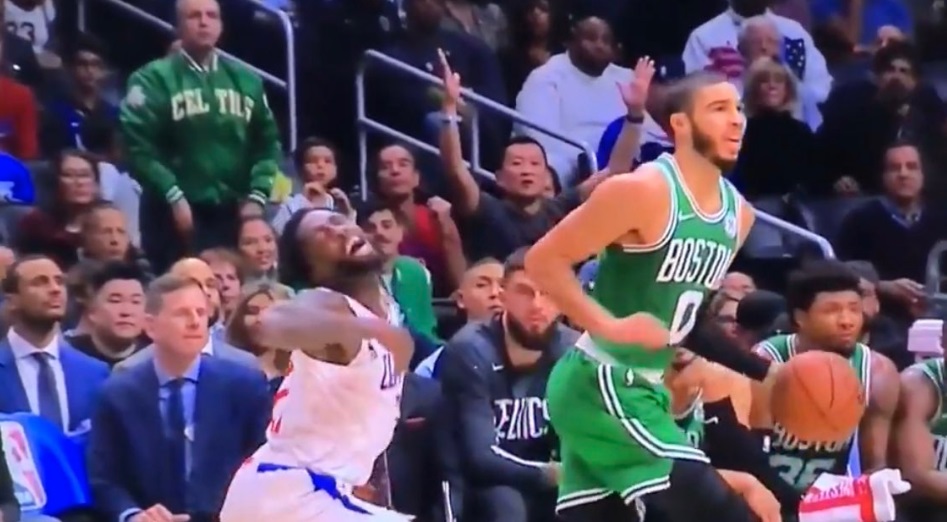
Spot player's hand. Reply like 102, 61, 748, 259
438, 48, 463, 113
130, 504, 191, 522
597, 313, 670, 349
328, 188, 355, 218
170, 198, 194, 239
618, 56, 655, 117
541, 461, 561, 486
740, 480, 782, 522
832, 176, 860, 196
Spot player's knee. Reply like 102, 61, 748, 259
467, 485, 529, 522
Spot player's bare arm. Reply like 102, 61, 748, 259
893, 368, 947, 498
256, 290, 414, 371
858, 351, 900, 472
524, 167, 672, 347
716, 469, 781, 522
749, 343, 779, 430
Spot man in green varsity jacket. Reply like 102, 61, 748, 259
120, 0, 282, 272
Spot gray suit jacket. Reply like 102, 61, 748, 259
112, 339, 259, 372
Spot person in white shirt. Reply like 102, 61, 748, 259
3, 0, 57, 64
683, 0, 832, 105
514, 16, 631, 185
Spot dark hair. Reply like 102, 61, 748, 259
508, 0, 551, 47
504, 135, 549, 167
292, 136, 340, 176
659, 70, 729, 130
872, 40, 919, 76
1, 255, 58, 294
503, 247, 529, 279
785, 260, 861, 314
88, 261, 146, 296
49, 149, 100, 214
355, 199, 407, 227
277, 208, 317, 290
78, 117, 117, 155
68, 32, 107, 64
145, 274, 203, 314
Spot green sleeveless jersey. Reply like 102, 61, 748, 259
589, 153, 742, 371
674, 393, 705, 449
908, 358, 947, 470
756, 334, 871, 491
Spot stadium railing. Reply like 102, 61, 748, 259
75, 0, 299, 151
355, 50, 834, 257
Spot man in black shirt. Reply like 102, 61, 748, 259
437, 249, 578, 522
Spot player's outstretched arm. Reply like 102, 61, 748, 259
256, 290, 414, 371
524, 170, 670, 347
858, 352, 900, 472
892, 368, 947, 498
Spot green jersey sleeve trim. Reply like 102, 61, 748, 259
620, 156, 679, 253
914, 360, 944, 421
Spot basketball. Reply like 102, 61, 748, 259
770, 351, 866, 443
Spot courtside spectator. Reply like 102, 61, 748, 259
80, 119, 143, 247
14, 150, 99, 268
223, 281, 291, 393
358, 200, 443, 344
514, 16, 628, 184
44, 33, 116, 153
235, 217, 278, 282
199, 248, 246, 322
78, 203, 152, 280
0, 72, 37, 160
120, 0, 281, 273
683, 0, 832, 104
0, 255, 109, 432
271, 137, 343, 234
87, 275, 270, 522
65, 261, 146, 368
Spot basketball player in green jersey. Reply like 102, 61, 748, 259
893, 356, 947, 522
752, 262, 901, 518
525, 72, 779, 522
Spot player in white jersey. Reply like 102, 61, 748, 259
220, 208, 415, 522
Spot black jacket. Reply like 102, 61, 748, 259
436, 317, 577, 491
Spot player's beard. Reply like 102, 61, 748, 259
336, 253, 387, 280
504, 313, 557, 352
693, 124, 738, 172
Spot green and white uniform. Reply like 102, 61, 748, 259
674, 392, 705, 450
908, 358, 947, 470
545, 153, 743, 512
755, 334, 871, 492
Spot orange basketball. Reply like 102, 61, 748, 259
770, 351, 866, 443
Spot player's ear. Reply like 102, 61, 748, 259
668, 112, 689, 135
791, 308, 807, 332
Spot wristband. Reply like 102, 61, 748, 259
440, 113, 462, 126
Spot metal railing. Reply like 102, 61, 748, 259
754, 210, 835, 258
355, 50, 599, 200
77, 0, 298, 150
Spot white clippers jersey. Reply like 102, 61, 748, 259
255, 289, 403, 486
3, 0, 56, 52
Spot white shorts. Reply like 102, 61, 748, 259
220, 461, 414, 522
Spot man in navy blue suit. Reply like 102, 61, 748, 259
0, 255, 109, 434
87, 274, 271, 522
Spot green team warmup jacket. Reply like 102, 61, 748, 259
119, 50, 281, 207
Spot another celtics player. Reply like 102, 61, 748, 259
752, 261, 900, 518
525, 72, 779, 522
893, 356, 947, 521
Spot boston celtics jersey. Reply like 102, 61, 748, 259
674, 393, 705, 449
756, 334, 871, 492
909, 358, 947, 470
588, 153, 742, 372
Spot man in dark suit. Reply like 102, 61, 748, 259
87, 275, 271, 522
0, 256, 109, 434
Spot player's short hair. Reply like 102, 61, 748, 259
659, 70, 729, 129
503, 248, 529, 280
88, 261, 147, 297
1, 255, 57, 295
785, 260, 861, 314
145, 274, 203, 314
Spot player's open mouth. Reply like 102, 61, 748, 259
346, 237, 373, 255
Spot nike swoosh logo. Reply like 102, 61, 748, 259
492, 364, 504, 371
678, 213, 695, 221
704, 416, 719, 425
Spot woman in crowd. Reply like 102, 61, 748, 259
236, 216, 279, 282
225, 281, 293, 394
14, 149, 100, 268
500, 0, 557, 102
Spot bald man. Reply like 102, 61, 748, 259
113, 258, 259, 372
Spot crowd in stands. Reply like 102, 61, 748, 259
2, 0, 947, 520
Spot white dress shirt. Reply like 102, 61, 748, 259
202, 335, 214, 355
514, 53, 632, 184
7, 328, 70, 429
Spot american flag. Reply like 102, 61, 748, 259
706, 46, 745, 79
783, 37, 807, 80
